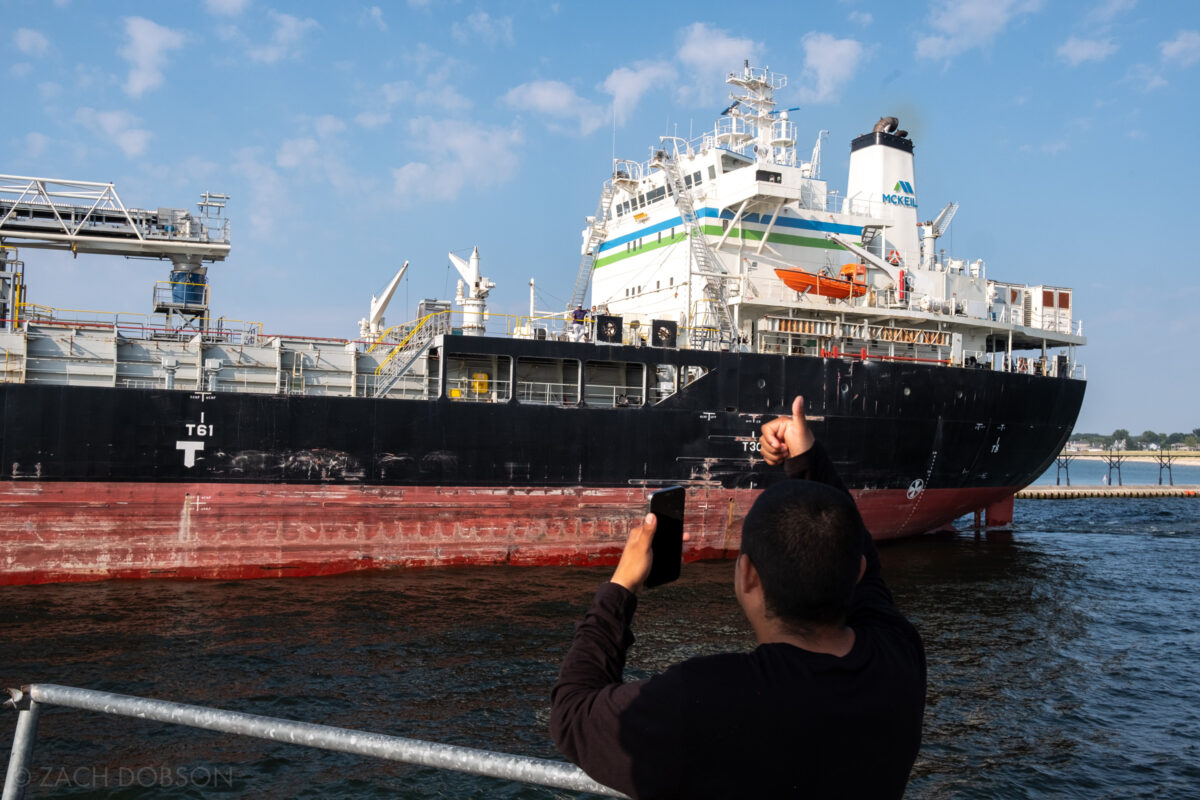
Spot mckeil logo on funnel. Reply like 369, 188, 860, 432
883, 180, 917, 208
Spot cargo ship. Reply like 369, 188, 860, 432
0, 63, 1085, 585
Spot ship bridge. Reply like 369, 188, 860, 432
0, 174, 230, 331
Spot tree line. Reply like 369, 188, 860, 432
1069, 429, 1200, 450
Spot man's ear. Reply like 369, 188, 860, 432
739, 552, 762, 593
856, 554, 867, 584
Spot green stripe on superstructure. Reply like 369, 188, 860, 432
594, 233, 688, 268
699, 224, 849, 250
593, 227, 847, 269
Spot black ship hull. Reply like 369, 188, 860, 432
0, 336, 1085, 584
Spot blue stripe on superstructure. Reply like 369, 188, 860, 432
598, 207, 863, 252
598, 218, 681, 252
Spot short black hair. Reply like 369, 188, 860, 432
740, 480, 864, 627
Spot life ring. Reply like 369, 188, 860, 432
887, 250, 901, 266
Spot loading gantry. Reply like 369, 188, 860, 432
0, 174, 230, 333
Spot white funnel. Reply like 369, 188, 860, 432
845, 119, 920, 269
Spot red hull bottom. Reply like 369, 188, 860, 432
0, 481, 1019, 585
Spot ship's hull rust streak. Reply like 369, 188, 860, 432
0, 481, 1016, 584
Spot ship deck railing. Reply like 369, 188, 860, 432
516, 379, 579, 406
11, 303, 264, 346
2, 684, 626, 799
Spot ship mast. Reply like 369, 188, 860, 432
724, 61, 796, 168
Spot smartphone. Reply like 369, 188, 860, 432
645, 486, 686, 588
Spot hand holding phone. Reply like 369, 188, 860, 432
645, 486, 686, 588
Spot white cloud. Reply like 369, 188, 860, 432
250, 12, 319, 64
676, 23, 760, 103
1161, 30, 1200, 67
355, 111, 391, 129
504, 80, 604, 135
38, 82, 61, 101
234, 148, 290, 238
15, 28, 49, 56
315, 115, 346, 138
451, 11, 514, 48
602, 61, 676, 125
849, 11, 873, 26
392, 118, 523, 203
381, 79, 471, 113
1057, 37, 1118, 66
120, 17, 185, 97
1127, 63, 1167, 91
1088, 0, 1136, 23
9, 63, 32, 78
76, 108, 152, 157
793, 33, 865, 103
204, 0, 250, 15
364, 6, 387, 32
24, 132, 49, 159
276, 137, 318, 169
916, 0, 1042, 61
1018, 139, 1067, 154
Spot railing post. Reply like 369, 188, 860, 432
2, 698, 40, 800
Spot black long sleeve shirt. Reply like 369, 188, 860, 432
551, 443, 926, 799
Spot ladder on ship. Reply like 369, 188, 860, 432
372, 312, 450, 397
651, 148, 737, 351
567, 183, 615, 315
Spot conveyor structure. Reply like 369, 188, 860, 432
0, 174, 230, 331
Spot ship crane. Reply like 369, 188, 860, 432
359, 261, 408, 339
0, 174, 230, 332
920, 201, 958, 270
448, 246, 493, 336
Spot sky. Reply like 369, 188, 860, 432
3, 0, 1198, 434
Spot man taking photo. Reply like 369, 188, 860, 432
551, 396, 926, 798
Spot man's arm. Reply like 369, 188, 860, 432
550, 515, 686, 798
550, 582, 638, 782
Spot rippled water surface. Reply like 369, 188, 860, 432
2, 499, 1198, 798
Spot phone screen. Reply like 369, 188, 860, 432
645, 486, 685, 588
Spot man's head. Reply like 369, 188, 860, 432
738, 480, 864, 629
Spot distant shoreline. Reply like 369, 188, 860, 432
1061, 451, 1200, 464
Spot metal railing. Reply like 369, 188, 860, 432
2, 684, 625, 799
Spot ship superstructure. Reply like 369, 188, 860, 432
0, 64, 1085, 585
581, 63, 1081, 373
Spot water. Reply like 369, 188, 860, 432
2, 499, 1199, 798
1034, 457, 1200, 486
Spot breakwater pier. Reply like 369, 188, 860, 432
1017, 485, 1200, 499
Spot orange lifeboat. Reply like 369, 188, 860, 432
774, 263, 867, 299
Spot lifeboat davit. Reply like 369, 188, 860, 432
774, 263, 868, 299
